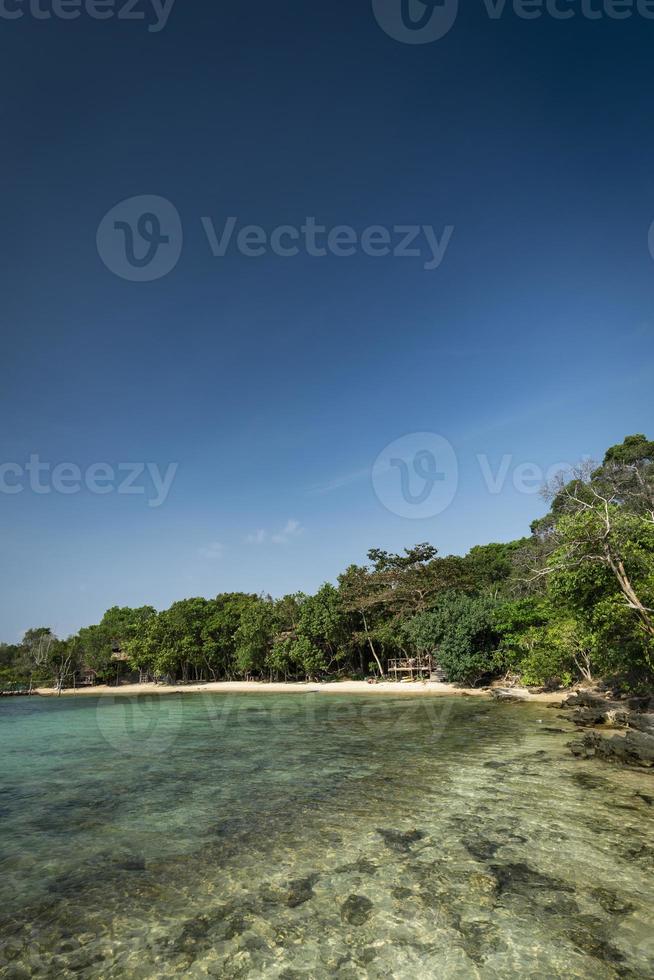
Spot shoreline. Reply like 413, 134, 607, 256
33, 679, 565, 703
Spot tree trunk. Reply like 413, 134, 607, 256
361, 610, 384, 677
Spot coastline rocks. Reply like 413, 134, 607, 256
490, 689, 527, 703
563, 690, 654, 767
562, 692, 630, 728
628, 713, 654, 735
569, 730, 654, 768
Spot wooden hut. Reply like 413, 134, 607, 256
387, 655, 447, 682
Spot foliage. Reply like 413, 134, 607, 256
404, 592, 500, 685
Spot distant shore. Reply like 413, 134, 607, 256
34, 679, 565, 703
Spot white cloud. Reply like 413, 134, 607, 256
246, 528, 267, 545
271, 518, 303, 545
198, 541, 224, 560
247, 519, 304, 546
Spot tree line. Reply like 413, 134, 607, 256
2, 434, 652, 693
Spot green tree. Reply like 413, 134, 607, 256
404, 593, 500, 685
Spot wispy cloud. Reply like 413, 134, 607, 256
271, 518, 303, 544
246, 519, 304, 546
198, 541, 224, 560
306, 467, 370, 495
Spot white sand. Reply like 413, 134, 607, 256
35, 679, 564, 703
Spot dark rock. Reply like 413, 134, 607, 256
358, 947, 379, 966
391, 886, 414, 900
572, 706, 629, 728
567, 916, 625, 964
569, 730, 654, 767
621, 842, 654, 871
628, 713, 654, 735
340, 894, 373, 926
636, 791, 653, 806
541, 894, 579, 916
221, 913, 248, 940
456, 920, 501, 965
463, 837, 502, 861
591, 887, 634, 916
563, 692, 608, 709
335, 857, 378, 876
285, 876, 316, 908
117, 855, 146, 872
571, 771, 611, 791
376, 828, 426, 853
489, 862, 575, 896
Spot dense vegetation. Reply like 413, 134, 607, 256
2, 434, 653, 692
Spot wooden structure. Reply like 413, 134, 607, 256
388, 655, 447, 682
78, 666, 97, 687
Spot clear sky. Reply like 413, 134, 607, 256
1, 0, 653, 640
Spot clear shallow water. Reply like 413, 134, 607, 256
0, 692, 653, 979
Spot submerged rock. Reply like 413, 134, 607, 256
340, 894, 373, 926
284, 877, 316, 908
335, 857, 378, 876
591, 887, 634, 916
260, 874, 318, 909
391, 886, 414, 900
567, 915, 626, 964
456, 919, 502, 965
489, 862, 575, 897
117, 855, 147, 872
375, 828, 426, 853
463, 837, 502, 862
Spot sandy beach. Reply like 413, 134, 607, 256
34, 679, 565, 703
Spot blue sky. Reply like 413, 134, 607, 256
1, 0, 653, 640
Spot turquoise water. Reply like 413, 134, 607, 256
1, 692, 653, 978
